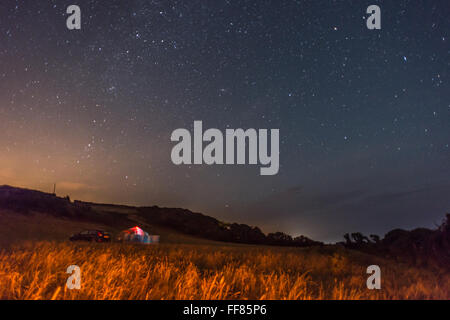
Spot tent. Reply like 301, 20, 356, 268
117, 226, 159, 244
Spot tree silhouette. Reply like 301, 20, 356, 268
370, 234, 380, 244
343, 233, 351, 245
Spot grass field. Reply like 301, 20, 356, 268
1, 241, 449, 300
1, 210, 448, 300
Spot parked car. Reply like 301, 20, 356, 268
70, 230, 111, 242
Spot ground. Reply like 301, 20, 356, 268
0, 210, 449, 300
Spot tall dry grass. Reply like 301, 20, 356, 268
0, 241, 448, 300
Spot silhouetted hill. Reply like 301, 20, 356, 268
340, 215, 450, 270
0, 185, 322, 247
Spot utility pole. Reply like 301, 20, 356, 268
53, 183, 56, 195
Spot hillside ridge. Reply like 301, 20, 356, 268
0, 184, 321, 247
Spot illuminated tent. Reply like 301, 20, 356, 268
117, 226, 159, 244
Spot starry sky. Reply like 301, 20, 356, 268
0, 0, 449, 242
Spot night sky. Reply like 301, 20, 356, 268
0, 0, 449, 242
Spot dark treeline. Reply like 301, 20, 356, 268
136, 206, 322, 246
339, 214, 450, 270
